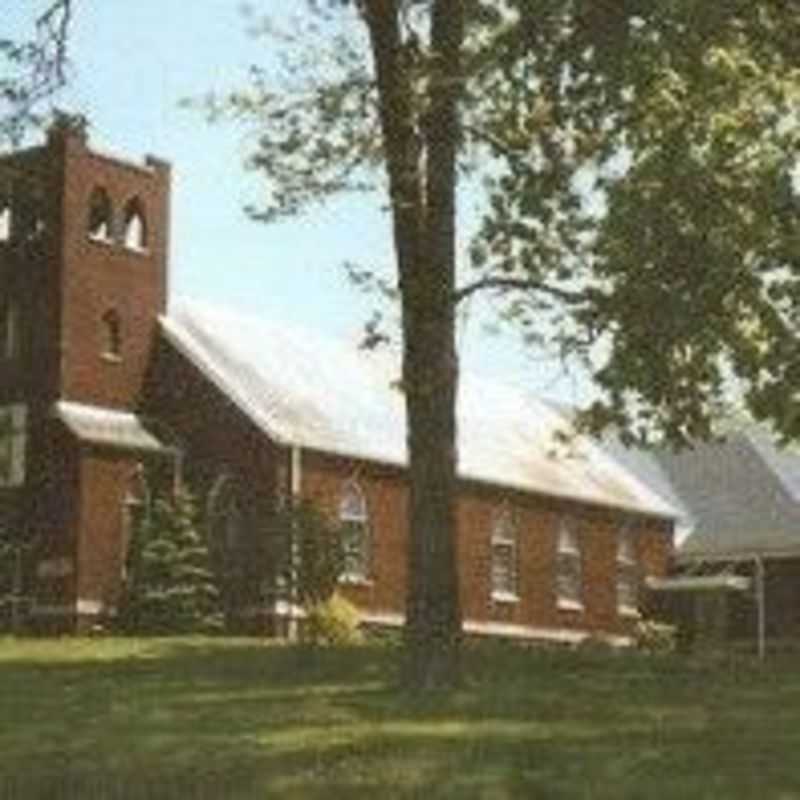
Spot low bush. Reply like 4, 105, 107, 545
304, 592, 363, 646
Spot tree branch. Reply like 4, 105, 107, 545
453, 275, 590, 305
462, 122, 530, 167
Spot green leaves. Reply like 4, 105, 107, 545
0, 0, 72, 146
270, 499, 347, 609
469, 0, 800, 444
209, 1, 799, 446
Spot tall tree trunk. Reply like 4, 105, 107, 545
362, 0, 465, 689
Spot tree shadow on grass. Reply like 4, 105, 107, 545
2, 640, 800, 798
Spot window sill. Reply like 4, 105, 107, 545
491, 591, 520, 605
557, 598, 584, 613
101, 353, 122, 364
123, 244, 150, 257
88, 233, 114, 246
618, 605, 641, 619
340, 574, 372, 587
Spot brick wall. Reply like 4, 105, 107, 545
53, 126, 170, 410
28, 423, 81, 631
75, 450, 143, 615
0, 125, 170, 412
299, 448, 673, 641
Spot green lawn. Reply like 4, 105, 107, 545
0, 637, 798, 799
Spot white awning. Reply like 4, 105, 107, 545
54, 401, 166, 453
646, 574, 751, 593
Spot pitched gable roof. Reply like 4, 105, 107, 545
606, 431, 800, 560
159, 300, 676, 519
747, 429, 800, 504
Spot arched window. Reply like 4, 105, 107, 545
122, 197, 147, 251
490, 504, 518, 600
207, 473, 245, 588
616, 522, 639, 615
122, 466, 150, 579
0, 197, 11, 242
1, 300, 19, 360
556, 516, 582, 609
339, 481, 369, 581
101, 309, 122, 359
88, 187, 113, 241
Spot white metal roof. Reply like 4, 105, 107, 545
54, 401, 165, 453
160, 300, 677, 519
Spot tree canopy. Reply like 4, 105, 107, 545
216, 0, 800, 446
206, 0, 799, 688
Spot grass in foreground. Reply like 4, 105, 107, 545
0, 636, 799, 799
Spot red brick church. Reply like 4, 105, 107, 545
0, 120, 676, 642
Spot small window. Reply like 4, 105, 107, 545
490, 504, 518, 600
339, 481, 369, 581
1, 301, 19, 360
0, 404, 27, 488
122, 197, 147, 251
88, 187, 113, 242
101, 310, 122, 360
0, 200, 11, 242
616, 523, 639, 615
556, 516, 583, 609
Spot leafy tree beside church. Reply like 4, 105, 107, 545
207, 0, 800, 688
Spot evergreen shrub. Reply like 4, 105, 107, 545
119, 489, 223, 635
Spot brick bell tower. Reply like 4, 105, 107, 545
0, 115, 171, 630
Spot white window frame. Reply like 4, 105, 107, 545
556, 516, 583, 611
616, 523, 639, 617
0, 404, 27, 488
338, 480, 370, 583
490, 504, 518, 602
0, 202, 11, 242
122, 199, 147, 252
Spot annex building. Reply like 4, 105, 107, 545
0, 120, 676, 642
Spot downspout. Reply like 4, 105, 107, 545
754, 555, 766, 662
290, 445, 302, 499
287, 445, 302, 641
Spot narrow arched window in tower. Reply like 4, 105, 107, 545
0, 196, 11, 242
88, 187, 113, 242
101, 309, 122, 360
122, 197, 147, 251
339, 480, 370, 582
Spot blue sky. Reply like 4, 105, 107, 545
14, 0, 592, 404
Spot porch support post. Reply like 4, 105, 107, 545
754, 555, 766, 661
286, 445, 303, 641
